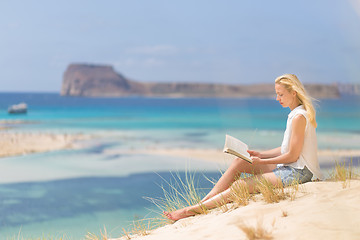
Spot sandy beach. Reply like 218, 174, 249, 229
0, 131, 88, 158
110, 180, 360, 240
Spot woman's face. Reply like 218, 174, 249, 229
275, 83, 297, 109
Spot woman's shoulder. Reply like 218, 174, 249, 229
289, 105, 307, 119
292, 114, 307, 125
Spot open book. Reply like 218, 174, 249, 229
223, 134, 253, 164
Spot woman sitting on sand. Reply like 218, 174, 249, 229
164, 74, 324, 221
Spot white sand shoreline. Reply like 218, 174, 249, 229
0, 132, 90, 158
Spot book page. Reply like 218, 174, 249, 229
223, 135, 251, 162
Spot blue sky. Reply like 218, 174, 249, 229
1, 0, 360, 92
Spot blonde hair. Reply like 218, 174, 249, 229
275, 74, 317, 128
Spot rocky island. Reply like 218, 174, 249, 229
61, 64, 341, 98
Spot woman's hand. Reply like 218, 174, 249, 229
247, 149, 260, 157
251, 156, 263, 165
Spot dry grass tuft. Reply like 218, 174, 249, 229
215, 194, 231, 213
329, 159, 356, 188
145, 171, 209, 220
130, 218, 152, 237
287, 179, 302, 201
86, 217, 158, 240
253, 176, 301, 204
237, 218, 274, 240
230, 179, 251, 206
254, 177, 287, 203
85, 227, 109, 240
121, 227, 132, 240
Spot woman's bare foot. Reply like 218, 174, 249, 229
163, 208, 196, 221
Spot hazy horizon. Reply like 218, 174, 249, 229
1, 0, 360, 92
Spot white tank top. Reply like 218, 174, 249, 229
280, 105, 324, 180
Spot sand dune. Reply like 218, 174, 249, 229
112, 180, 360, 240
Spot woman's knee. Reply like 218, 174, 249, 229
233, 157, 250, 166
231, 157, 253, 172
231, 158, 273, 175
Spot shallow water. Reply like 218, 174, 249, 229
0, 172, 222, 239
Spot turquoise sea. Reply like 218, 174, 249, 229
0, 93, 359, 239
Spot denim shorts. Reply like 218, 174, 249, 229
272, 165, 313, 186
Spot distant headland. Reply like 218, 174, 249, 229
60, 63, 354, 98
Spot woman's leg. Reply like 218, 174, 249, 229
164, 171, 281, 221
202, 158, 276, 202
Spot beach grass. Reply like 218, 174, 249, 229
236, 218, 274, 240
86, 227, 109, 240
147, 169, 303, 220
328, 158, 359, 188
229, 176, 251, 207
146, 171, 209, 218
254, 177, 300, 203
85, 217, 161, 240
126, 218, 152, 237
229, 173, 301, 206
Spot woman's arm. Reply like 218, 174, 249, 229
260, 147, 282, 159
248, 147, 281, 159
252, 115, 306, 165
